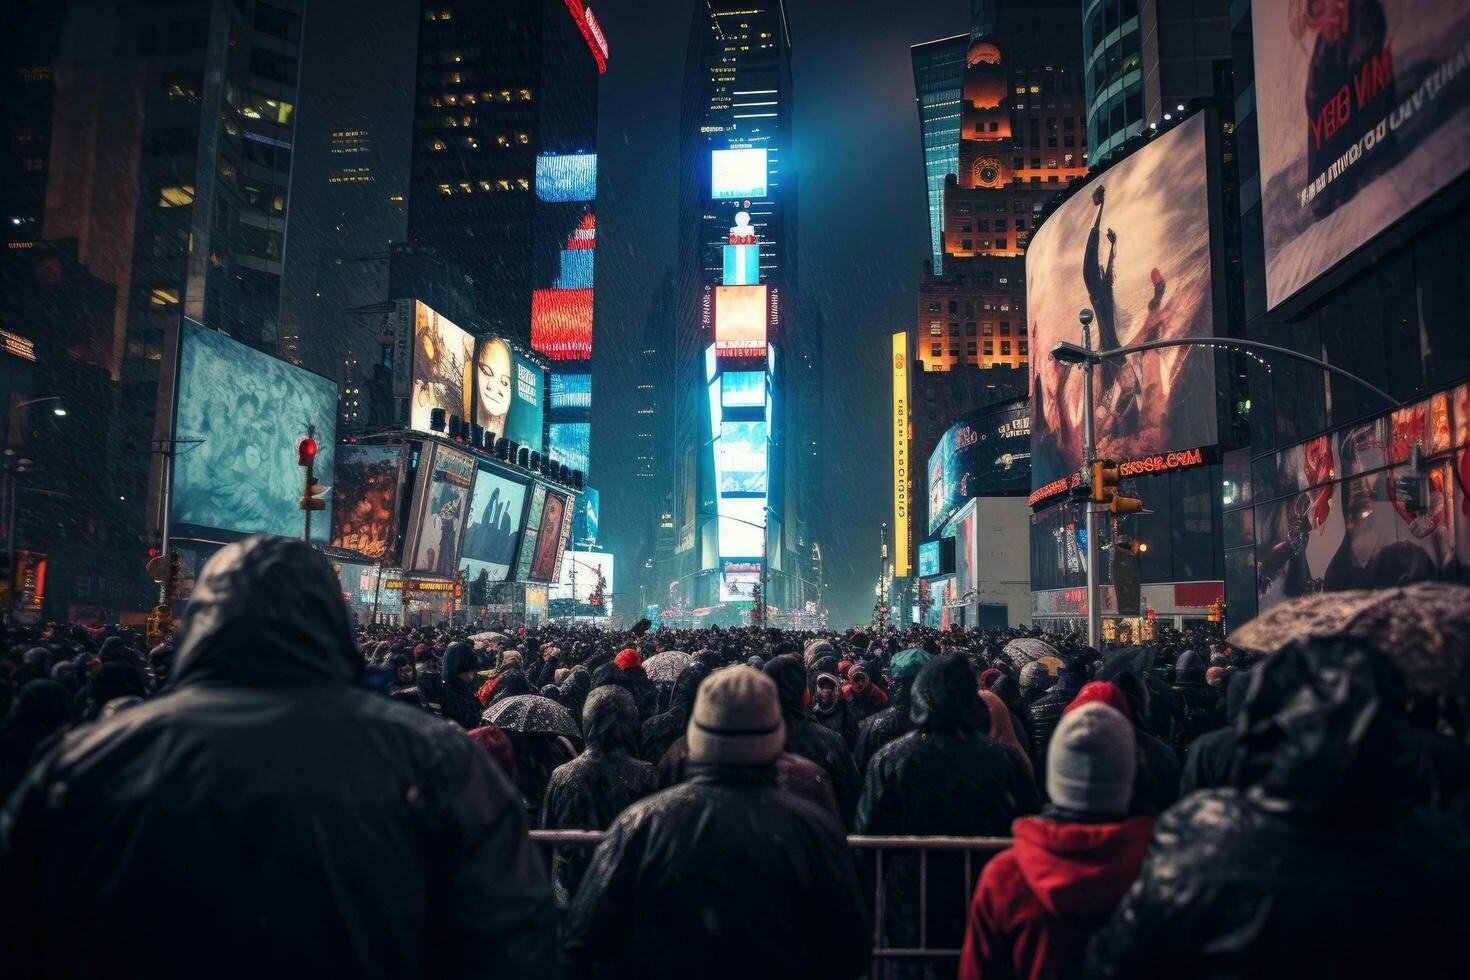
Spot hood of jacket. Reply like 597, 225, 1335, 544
910, 654, 988, 733
1011, 815, 1154, 918
170, 535, 359, 690
763, 654, 808, 717
441, 641, 476, 683
666, 662, 711, 719
582, 684, 640, 754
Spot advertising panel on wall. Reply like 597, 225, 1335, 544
410, 302, 474, 434
459, 467, 528, 585
549, 422, 590, 473
530, 490, 569, 583
550, 372, 592, 410
718, 496, 766, 558
572, 485, 599, 545
535, 152, 597, 202
929, 401, 1032, 534
171, 320, 338, 541
1028, 113, 1217, 494
555, 549, 614, 602
1253, 0, 1470, 310
514, 483, 548, 581
531, 288, 595, 361
721, 371, 765, 407
892, 332, 912, 577
471, 337, 545, 452
711, 147, 768, 199
720, 561, 761, 602
714, 285, 768, 355
724, 243, 761, 285
402, 443, 476, 578
1254, 383, 1468, 611
719, 421, 768, 494
329, 445, 404, 560
918, 541, 942, 577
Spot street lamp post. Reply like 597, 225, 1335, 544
1050, 328, 1402, 649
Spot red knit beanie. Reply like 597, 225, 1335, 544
1064, 680, 1132, 722
614, 648, 642, 670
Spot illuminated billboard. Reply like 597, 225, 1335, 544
555, 549, 614, 603
572, 485, 599, 545
928, 401, 1031, 534
719, 421, 768, 494
473, 337, 544, 452
459, 467, 528, 584
410, 301, 474, 434
719, 497, 766, 558
550, 372, 592, 410
514, 484, 548, 581
549, 421, 590, 473
402, 443, 476, 577
530, 490, 569, 583
715, 284, 767, 355
553, 211, 596, 289
330, 445, 404, 560
712, 147, 768, 199
918, 541, 942, 578
1028, 113, 1217, 493
535, 152, 597, 202
171, 320, 337, 541
720, 561, 762, 602
1253, 0, 1470, 310
724, 244, 760, 285
531, 288, 594, 361
892, 332, 911, 577
721, 371, 765, 407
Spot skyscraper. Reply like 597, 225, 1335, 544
910, 34, 967, 274
670, 1, 807, 619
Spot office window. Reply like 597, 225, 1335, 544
948, 301, 958, 314
931, 344, 942, 357
949, 322, 960, 336
965, 322, 977, 336
1001, 341, 1012, 356
929, 323, 943, 336
983, 341, 994, 356
1000, 322, 1011, 336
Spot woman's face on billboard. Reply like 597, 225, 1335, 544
478, 340, 513, 420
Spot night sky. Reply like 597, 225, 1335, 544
592, 0, 967, 626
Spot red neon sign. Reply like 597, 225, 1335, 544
1030, 446, 1210, 506
532, 288, 594, 361
563, 0, 608, 74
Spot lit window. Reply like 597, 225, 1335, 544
501, 90, 511, 101
445, 94, 458, 105
519, 88, 531, 100
516, 177, 528, 190
157, 184, 195, 207
517, 132, 528, 144
457, 181, 471, 193
450, 72, 462, 83
438, 183, 452, 194
478, 180, 491, 191
496, 134, 509, 146
496, 178, 510, 191
149, 287, 180, 307
431, 139, 445, 151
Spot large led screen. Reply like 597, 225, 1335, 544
918, 541, 942, 578
1253, 0, 1470, 310
531, 288, 594, 360
535, 152, 597, 202
719, 421, 768, 494
550, 372, 592, 410
715, 285, 767, 355
460, 468, 528, 584
410, 302, 474, 433
572, 485, 599, 545
403, 443, 475, 577
473, 336, 544, 451
514, 484, 548, 580
721, 371, 765, 408
719, 497, 767, 558
171, 320, 337, 541
330, 445, 404, 560
555, 549, 614, 603
530, 490, 569, 583
724, 243, 760, 285
549, 422, 590, 474
1028, 113, 1217, 492
928, 403, 1032, 534
712, 147, 768, 199
720, 561, 762, 602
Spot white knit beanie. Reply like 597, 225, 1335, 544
1046, 702, 1136, 815
687, 666, 786, 766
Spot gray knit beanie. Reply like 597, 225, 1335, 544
687, 666, 785, 766
1046, 702, 1136, 815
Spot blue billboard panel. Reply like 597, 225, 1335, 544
918, 541, 941, 578
721, 371, 765, 408
572, 485, 599, 546
549, 421, 590, 474
712, 148, 768, 199
550, 372, 592, 410
928, 401, 1032, 534
723, 243, 760, 285
172, 320, 337, 541
719, 420, 767, 494
554, 246, 595, 289
460, 468, 529, 584
535, 152, 597, 202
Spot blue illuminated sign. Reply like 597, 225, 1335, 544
724, 243, 760, 285
712, 148, 768, 199
721, 371, 764, 408
918, 541, 941, 577
535, 152, 597, 202
549, 421, 590, 473
550, 372, 592, 410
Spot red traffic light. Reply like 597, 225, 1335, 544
297, 437, 318, 467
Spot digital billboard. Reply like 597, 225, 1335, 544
531, 288, 594, 361
715, 285, 767, 355
330, 445, 404, 560
555, 549, 614, 603
928, 401, 1032, 534
549, 421, 590, 474
724, 244, 760, 285
712, 147, 768, 199
460, 467, 528, 584
918, 541, 942, 578
403, 443, 476, 577
410, 301, 474, 434
514, 483, 548, 580
530, 490, 569, 583
472, 337, 545, 452
720, 561, 762, 602
719, 497, 766, 558
719, 421, 768, 494
171, 320, 337, 541
892, 332, 911, 577
572, 485, 599, 545
535, 152, 597, 202
721, 371, 765, 407
1028, 113, 1216, 493
550, 372, 592, 410
1253, 0, 1470, 310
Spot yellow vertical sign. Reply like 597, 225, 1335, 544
892, 331, 911, 578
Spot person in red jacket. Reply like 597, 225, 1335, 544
958, 701, 1152, 980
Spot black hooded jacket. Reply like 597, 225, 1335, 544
852, 678, 916, 777
639, 662, 710, 764
1088, 640, 1464, 978
856, 655, 1039, 950
764, 656, 861, 824
0, 536, 554, 980
811, 692, 858, 749
563, 764, 871, 980
541, 686, 658, 904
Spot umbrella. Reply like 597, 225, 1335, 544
470, 631, 509, 644
483, 694, 580, 739
1228, 582, 1470, 698
1002, 637, 1059, 670
643, 650, 693, 684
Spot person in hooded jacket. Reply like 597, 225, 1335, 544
1086, 638, 1463, 979
431, 640, 486, 729
542, 685, 658, 905
811, 672, 858, 749
0, 535, 554, 980
1026, 657, 1089, 781
843, 665, 889, 722
764, 655, 862, 824
77, 659, 150, 722
640, 661, 710, 764
563, 666, 871, 980
857, 654, 1039, 961
959, 702, 1152, 980
1179, 668, 1255, 794
853, 648, 930, 777
1170, 649, 1221, 752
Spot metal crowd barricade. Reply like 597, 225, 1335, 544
528, 830, 1014, 974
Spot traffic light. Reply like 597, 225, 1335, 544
1090, 459, 1144, 514
297, 437, 318, 468
1115, 536, 1148, 556
300, 476, 328, 512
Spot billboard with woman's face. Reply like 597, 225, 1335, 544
474, 337, 545, 453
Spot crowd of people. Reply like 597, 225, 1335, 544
1, 535, 1468, 978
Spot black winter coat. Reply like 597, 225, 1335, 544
0, 535, 554, 980
811, 695, 858, 749
1025, 685, 1076, 778
563, 765, 872, 980
852, 679, 915, 777
638, 662, 710, 764
764, 657, 862, 824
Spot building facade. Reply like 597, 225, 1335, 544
910, 34, 967, 275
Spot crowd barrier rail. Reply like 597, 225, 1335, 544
529, 830, 1014, 974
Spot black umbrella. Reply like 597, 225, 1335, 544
483, 694, 580, 738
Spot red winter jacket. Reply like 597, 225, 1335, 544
958, 815, 1153, 980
